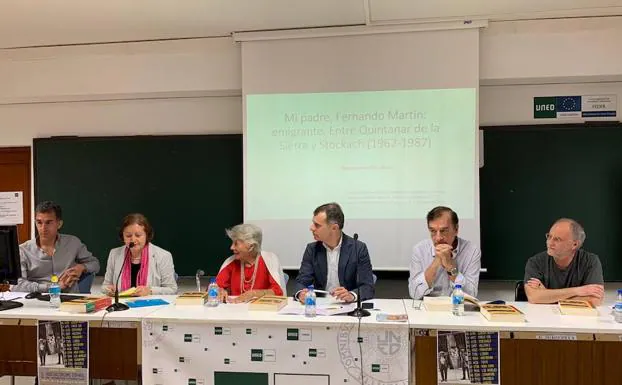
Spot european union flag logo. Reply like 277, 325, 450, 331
556, 96, 581, 112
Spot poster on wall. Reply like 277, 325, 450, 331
534, 94, 617, 119
437, 330, 499, 384
37, 320, 89, 385
0, 191, 23, 225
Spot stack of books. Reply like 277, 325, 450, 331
175, 291, 209, 305
59, 296, 112, 313
558, 299, 598, 316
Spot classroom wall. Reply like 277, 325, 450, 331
1, 17, 621, 148
0, 97, 242, 147
481, 17, 622, 83
1, 17, 621, 146
0, 38, 241, 103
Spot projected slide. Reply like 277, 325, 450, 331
246, 89, 476, 221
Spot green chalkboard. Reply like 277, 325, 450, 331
34, 135, 242, 277
479, 124, 622, 281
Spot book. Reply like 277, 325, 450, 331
248, 295, 288, 311
376, 313, 408, 322
558, 299, 598, 316
278, 302, 356, 316
423, 294, 480, 311
480, 304, 526, 322
59, 296, 112, 313
175, 291, 209, 305
119, 287, 137, 297
127, 298, 170, 308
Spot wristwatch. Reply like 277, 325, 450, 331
447, 267, 459, 277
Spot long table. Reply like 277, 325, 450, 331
405, 300, 622, 385
0, 296, 164, 381
2, 296, 621, 385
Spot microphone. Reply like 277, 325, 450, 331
348, 233, 370, 318
196, 269, 205, 292
106, 241, 134, 312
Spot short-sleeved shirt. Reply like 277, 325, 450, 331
523, 249, 604, 289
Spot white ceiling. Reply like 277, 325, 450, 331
0, 0, 621, 49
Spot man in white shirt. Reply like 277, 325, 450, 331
408, 206, 481, 299
294, 202, 375, 303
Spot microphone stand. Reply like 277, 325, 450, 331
106, 242, 133, 312
196, 269, 205, 292
348, 233, 370, 318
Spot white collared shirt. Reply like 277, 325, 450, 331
408, 237, 481, 299
324, 236, 343, 292
294, 235, 357, 302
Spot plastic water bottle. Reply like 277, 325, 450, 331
207, 278, 219, 307
452, 284, 465, 316
49, 274, 61, 309
305, 285, 317, 318
614, 289, 622, 323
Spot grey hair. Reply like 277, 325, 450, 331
555, 218, 586, 246
226, 223, 262, 253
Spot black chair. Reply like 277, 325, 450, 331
514, 280, 528, 301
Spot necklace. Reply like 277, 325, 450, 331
130, 250, 142, 263
239, 257, 259, 294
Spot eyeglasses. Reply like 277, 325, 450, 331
545, 233, 564, 243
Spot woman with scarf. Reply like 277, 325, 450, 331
216, 223, 286, 303
102, 213, 177, 296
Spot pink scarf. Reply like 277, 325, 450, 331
120, 244, 150, 290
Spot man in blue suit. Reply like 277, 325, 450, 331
294, 202, 375, 303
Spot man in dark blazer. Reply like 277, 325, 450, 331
294, 202, 375, 303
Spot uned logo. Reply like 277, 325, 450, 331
287, 328, 299, 340
251, 349, 263, 362
377, 331, 401, 355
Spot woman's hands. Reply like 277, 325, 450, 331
133, 286, 152, 297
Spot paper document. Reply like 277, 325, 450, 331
1, 291, 27, 301
0, 191, 23, 225
279, 302, 356, 316
316, 297, 347, 306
